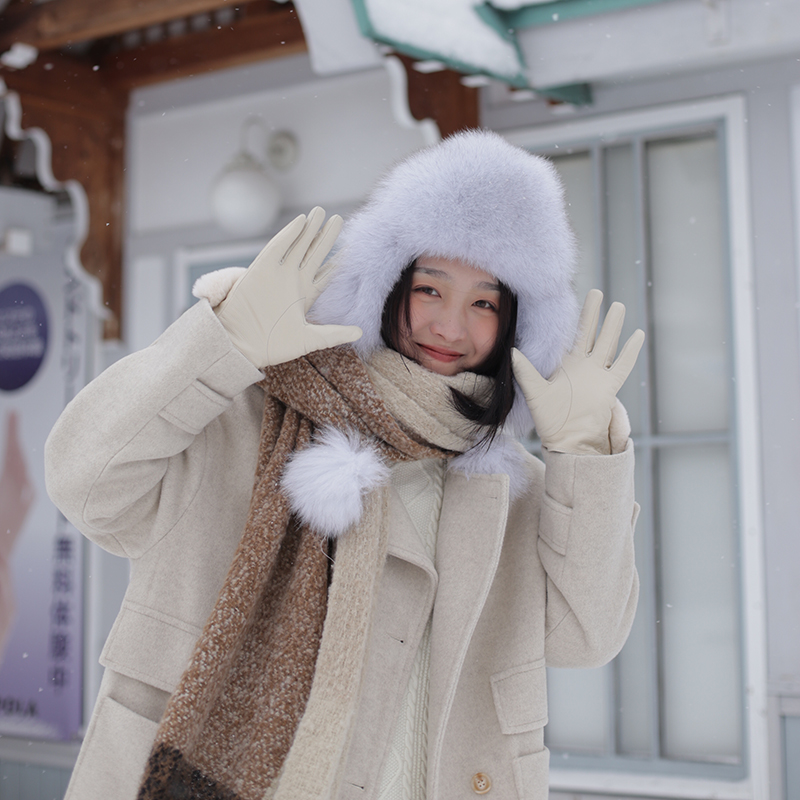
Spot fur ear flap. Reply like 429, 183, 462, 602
281, 427, 391, 538
449, 434, 530, 502
192, 267, 247, 308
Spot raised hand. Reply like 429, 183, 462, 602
215, 207, 362, 367
512, 289, 644, 454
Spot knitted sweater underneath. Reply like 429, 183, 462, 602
376, 458, 447, 800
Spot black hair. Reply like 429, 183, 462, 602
379, 262, 518, 447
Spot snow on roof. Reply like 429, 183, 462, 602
354, 0, 528, 85
489, 0, 554, 7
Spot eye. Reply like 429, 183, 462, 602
413, 284, 440, 297
473, 299, 498, 311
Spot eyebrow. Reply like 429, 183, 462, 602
415, 267, 501, 293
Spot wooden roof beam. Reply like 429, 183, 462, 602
98, 4, 306, 90
0, 0, 268, 52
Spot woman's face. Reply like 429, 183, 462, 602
396, 255, 501, 376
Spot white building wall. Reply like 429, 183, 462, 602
516, 0, 800, 88
123, 53, 432, 353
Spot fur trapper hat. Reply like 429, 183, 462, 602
310, 129, 579, 434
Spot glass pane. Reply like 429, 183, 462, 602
657, 444, 742, 762
545, 664, 611, 754
550, 151, 598, 302
616, 454, 655, 757
605, 144, 644, 435
647, 136, 730, 434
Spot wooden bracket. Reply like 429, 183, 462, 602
0, 1, 305, 339
394, 53, 480, 138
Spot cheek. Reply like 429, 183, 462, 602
395, 299, 422, 355
475, 317, 500, 353
407, 295, 428, 334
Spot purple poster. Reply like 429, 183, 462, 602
0, 227, 92, 742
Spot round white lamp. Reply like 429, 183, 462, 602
211, 119, 297, 237
211, 150, 280, 236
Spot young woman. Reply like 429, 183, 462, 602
45, 130, 642, 800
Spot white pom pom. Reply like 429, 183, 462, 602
192, 267, 247, 308
281, 427, 391, 538
609, 398, 631, 455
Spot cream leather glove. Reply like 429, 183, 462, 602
512, 289, 645, 455
214, 207, 362, 368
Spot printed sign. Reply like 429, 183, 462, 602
0, 189, 95, 741
0, 282, 49, 392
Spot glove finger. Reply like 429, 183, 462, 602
303, 218, 344, 311
574, 289, 603, 355
304, 323, 363, 353
609, 328, 645, 384
593, 301, 625, 367
256, 213, 307, 266
281, 206, 326, 266
219, 215, 307, 310
304, 215, 343, 277
511, 348, 548, 397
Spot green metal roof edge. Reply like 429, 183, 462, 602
537, 81, 593, 105
500, 0, 670, 29
350, 0, 378, 40
348, 0, 594, 103
349, 0, 530, 87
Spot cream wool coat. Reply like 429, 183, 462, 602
45, 300, 639, 800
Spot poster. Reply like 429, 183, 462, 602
0, 188, 95, 741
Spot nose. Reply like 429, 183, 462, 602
429, 303, 466, 342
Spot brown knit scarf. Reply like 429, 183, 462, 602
137, 346, 487, 800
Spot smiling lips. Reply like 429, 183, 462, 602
417, 343, 463, 363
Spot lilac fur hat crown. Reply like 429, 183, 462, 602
310, 129, 579, 434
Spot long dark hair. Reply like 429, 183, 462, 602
380, 262, 518, 446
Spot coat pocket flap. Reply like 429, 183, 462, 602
159, 379, 231, 435
100, 602, 201, 693
490, 658, 548, 734
512, 748, 550, 799
538, 493, 572, 556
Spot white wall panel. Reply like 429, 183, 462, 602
517, 0, 800, 88
129, 62, 429, 234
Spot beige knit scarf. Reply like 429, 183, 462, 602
137, 346, 490, 800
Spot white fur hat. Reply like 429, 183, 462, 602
310, 129, 579, 434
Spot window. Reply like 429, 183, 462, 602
506, 98, 767, 798
173, 239, 267, 320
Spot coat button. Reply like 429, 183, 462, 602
471, 773, 491, 794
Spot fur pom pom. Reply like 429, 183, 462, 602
192, 267, 247, 308
281, 427, 391, 538
449, 433, 530, 502
609, 398, 631, 455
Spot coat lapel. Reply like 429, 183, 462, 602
426, 471, 509, 784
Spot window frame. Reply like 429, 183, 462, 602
504, 95, 767, 800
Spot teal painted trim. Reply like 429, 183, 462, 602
474, 3, 518, 46
385, 37, 530, 88
349, 0, 529, 87
537, 82, 593, 105
474, 3, 527, 70
352, 0, 530, 89
349, 0, 378, 39
503, 0, 671, 28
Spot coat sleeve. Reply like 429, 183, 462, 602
44, 300, 263, 560
538, 440, 640, 668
